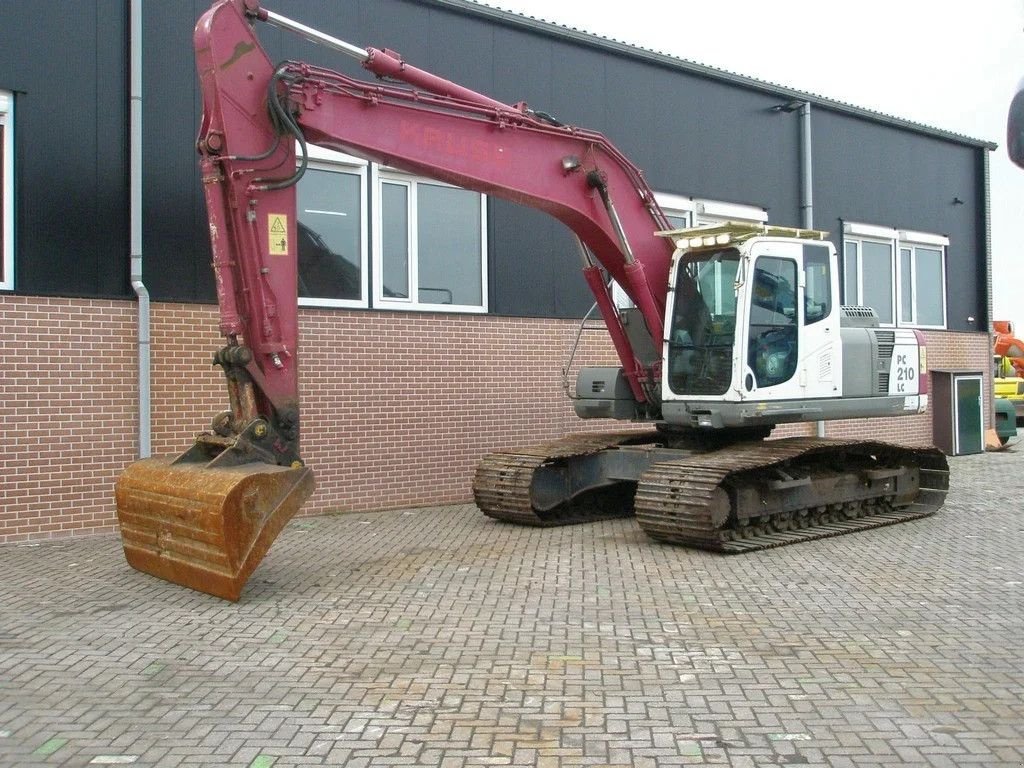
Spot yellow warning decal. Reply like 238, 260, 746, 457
268, 214, 288, 255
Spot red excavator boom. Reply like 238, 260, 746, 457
116, 0, 678, 599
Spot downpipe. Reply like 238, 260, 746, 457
798, 101, 825, 440
130, 0, 151, 457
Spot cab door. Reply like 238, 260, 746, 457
798, 242, 841, 398
740, 240, 840, 402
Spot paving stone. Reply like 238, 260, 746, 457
1, 450, 1023, 766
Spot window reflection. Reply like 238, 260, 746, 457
297, 167, 362, 301
748, 257, 798, 388
667, 249, 739, 396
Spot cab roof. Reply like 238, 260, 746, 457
657, 221, 830, 250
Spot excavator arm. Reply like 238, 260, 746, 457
196, 0, 676, 403
115, 0, 677, 600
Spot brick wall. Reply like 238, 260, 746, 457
0, 297, 137, 541
0, 295, 993, 542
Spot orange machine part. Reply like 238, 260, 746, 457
115, 459, 314, 601
993, 320, 1024, 376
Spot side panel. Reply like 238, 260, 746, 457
0, 0, 129, 297
840, 327, 876, 396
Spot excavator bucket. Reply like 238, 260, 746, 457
115, 458, 314, 601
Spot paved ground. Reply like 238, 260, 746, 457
2, 447, 1023, 768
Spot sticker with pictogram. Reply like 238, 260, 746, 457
268, 214, 288, 255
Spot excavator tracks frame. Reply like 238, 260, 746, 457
473, 430, 659, 525
634, 438, 948, 553
474, 433, 949, 552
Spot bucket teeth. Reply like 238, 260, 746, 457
115, 458, 314, 601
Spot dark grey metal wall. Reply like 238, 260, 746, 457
0, 0, 129, 297
812, 110, 985, 332
0, 0, 990, 331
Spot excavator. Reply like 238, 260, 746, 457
115, 0, 948, 600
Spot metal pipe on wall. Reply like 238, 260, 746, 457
130, 0, 151, 457
800, 101, 813, 229
798, 101, 826, 439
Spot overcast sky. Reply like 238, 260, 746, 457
482, 0, 1024, 329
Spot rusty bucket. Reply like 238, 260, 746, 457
115, 458, 314, 601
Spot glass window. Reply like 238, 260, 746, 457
843, 240, 859, 306
844, 225, 946, 329
748, 256, 798, 388
295, 153, 368, 307
667, 249, 740, 396
1, 90, 12, 290
844, 237, 893, 324
381, 182, 410, 299
417, 183, 482, 306
375, 173, 487, 312
914, 246, 944, 326
860, 240, 893, 325
899, 247, 913, 324
803, 244, 831, 325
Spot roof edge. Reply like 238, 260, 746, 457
428, 0, 998, 151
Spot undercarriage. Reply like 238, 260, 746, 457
473, 431, 949, 552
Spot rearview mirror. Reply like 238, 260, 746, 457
1008, 79, 1024, 168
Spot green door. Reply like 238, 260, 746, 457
954, 375, 983, 455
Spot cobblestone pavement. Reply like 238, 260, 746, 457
2, 448, 1023, 768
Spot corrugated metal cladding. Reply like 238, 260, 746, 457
0, 0, 990, 330
0, 0, 128, 297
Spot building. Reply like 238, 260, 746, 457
0, 0, 996, 542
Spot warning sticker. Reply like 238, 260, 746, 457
268, 214, 288, 255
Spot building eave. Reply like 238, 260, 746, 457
428, 0, 998, 152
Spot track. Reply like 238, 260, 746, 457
634, 438, 949, 553
473, 434, 949, 552
473, 430, 658, 525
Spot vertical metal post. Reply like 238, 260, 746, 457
798, 101, 826, 439
130, 0, 151, 458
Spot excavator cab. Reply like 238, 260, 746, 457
656, 223, 927, 431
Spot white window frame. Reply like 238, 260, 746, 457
372, 165, 488, 313
658, 192, 696, 229
1, 90, 13, 291
296, 145, 369, 309
611, 194, 768, 309
842, 221, 948, 329
897, 230, 948, 329
694, 198, 768, 227
612, 192, 694, 308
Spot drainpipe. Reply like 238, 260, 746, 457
800, 102, 813, 230
797, 101, 825, 439
130, 0, 151, 457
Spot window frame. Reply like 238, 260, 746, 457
1, 90, 13, 291
296, 145, 369, 309
371, 165, 489, 314
612, 194, 768, 309
612, 192, 694, 308
897, 230, 948, 329
694, 198, 768, 227
842, 222, 948, 329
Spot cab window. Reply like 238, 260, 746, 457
803, 244, 831, 325
748, 256, 798, 388
667, 249, 740, 396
